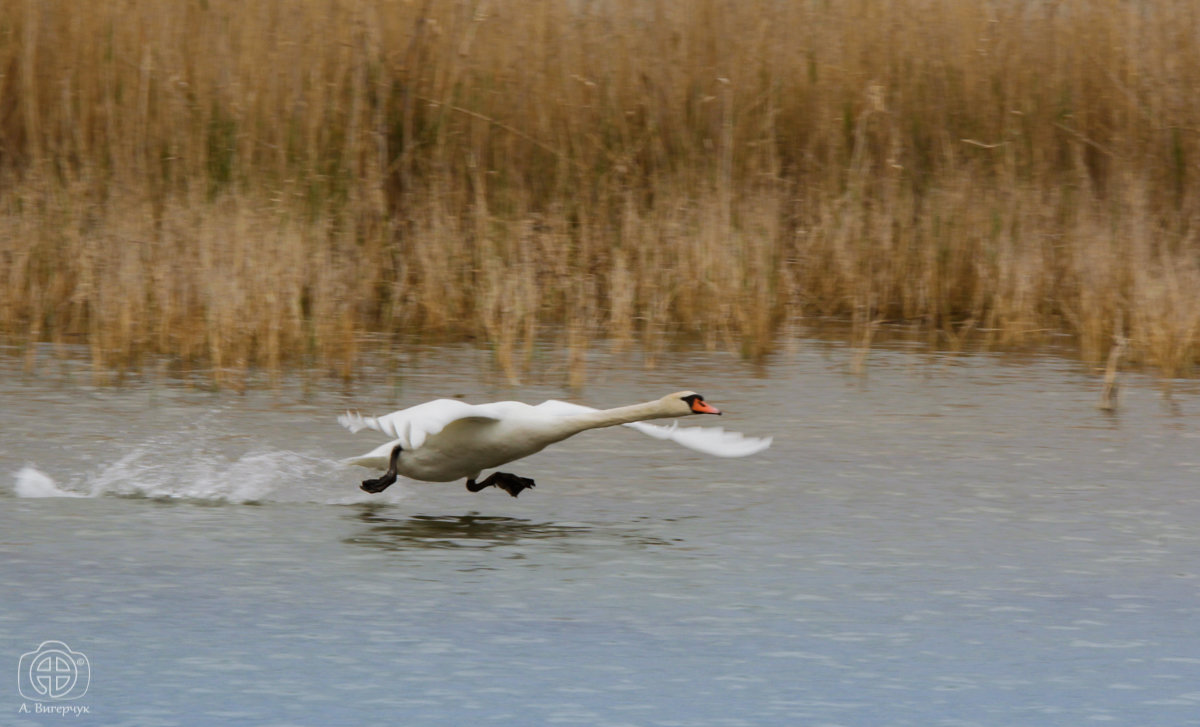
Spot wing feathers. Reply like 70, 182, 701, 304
623, 420, 773, 457
337, 411, 375, 434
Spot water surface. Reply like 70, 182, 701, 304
3, 343, 1200, 726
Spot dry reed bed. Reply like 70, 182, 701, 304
1, 0, 1199, 380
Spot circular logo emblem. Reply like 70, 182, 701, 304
29, 648, 78, 699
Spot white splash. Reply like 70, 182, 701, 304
13, 466, 87, 498
87, 446, 344, 504
14, 446, 401, 506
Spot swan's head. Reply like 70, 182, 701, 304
666, 391, 722, 416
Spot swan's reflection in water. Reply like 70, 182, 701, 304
343, 505, 676, 552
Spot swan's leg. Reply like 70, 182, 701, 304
361, 444, 403, 493
465, 472, 536, 498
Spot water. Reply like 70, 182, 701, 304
3, 342, 1200, 726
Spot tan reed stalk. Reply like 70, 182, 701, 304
1098, 329, 1128, 413
0, 0, 1198, 379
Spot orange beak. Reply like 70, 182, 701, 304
691, 399, 722, 415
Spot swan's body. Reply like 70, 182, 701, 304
340, 391, 771, 496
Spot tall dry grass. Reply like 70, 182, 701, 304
2, 0, 1199, 380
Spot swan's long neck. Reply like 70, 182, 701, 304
561, 399, 682, 435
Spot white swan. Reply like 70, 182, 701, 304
339, 391, 772, 497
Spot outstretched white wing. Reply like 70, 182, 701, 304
338, 399, 500, 451
532, 400, 772, 458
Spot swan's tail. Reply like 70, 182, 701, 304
340, 440, 397, 470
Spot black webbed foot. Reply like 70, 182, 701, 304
361, 471, 397, 493
465, 472, 537, 498
494, 473, 535, 498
